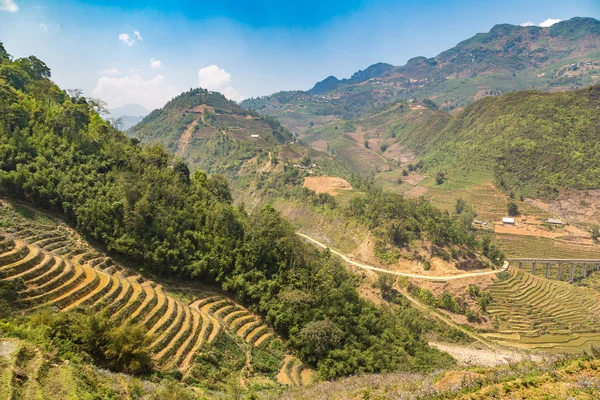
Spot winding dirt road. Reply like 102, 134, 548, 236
296, 233, 509, 281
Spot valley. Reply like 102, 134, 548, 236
2, 10, 600, 400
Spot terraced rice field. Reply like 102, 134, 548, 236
482, 268, 600, 352
0, 203, 315, 388
496, 233, 600, 259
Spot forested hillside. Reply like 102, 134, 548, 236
129, 88, 293, 179
0, 42, 459, 380
394, 85, 600, 199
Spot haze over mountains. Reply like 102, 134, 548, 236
108, 103, 149, 130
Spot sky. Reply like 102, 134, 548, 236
0, 0, 599, 112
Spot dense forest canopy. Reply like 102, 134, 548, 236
0, 42, 454, 379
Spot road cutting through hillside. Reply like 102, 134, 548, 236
297, 233, 509, 281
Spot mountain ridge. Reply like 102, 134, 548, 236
241, 17, 600, 134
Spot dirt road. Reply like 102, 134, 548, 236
297, 233, 509, 281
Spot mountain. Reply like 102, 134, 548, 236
107, 103, 149, 130
129, 88, 298, 180
394, 85, 600, 198
242, 17, 600, 134
308, 62, 395, 94
109, 103, 149, 118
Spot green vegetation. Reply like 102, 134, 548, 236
129, 88, 293, 181
0, 42, 455, 381
343, 188, 503, 267
1, 308, 153, 375
395, 86, 600, 198
507, 202, 519, 216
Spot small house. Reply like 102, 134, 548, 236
250, 135, 260, 139
546, 218, 564, 225
502, 217, 515, 225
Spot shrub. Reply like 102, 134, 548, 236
467, 284, 481, 298
436, 172, 446, 185
507, 202, 519, 216
478, 292, 493, 313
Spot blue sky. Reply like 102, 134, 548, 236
0, 0, 599, 111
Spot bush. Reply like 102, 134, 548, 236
467, 284, 481, 298
478, 292, 493, 313
507, 202, 519, 216
436, 172, 446, 185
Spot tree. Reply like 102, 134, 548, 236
103, 323, 153, 375
0, 41, 10, 61
507, 201, 519, 216
15, 56, 51, 79
436, 172, 446, 185
478, 292, 493, 313
364, 139, 369, 149
0, 64, 29, 90
300, 319, 344, 358
455, 199, 467, 215
590, 225, 600, 242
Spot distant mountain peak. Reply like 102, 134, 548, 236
308, 76, 340, 95
109, 103, 149, 118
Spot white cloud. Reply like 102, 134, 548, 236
198, 65, 232, 89
0, 0, 18, 13
150, 58, 162, 69
222, 87, 243, 102
38, 21, 60, 32
119, 31, 143, 46
119, 33, 134, 46
539, 18, 561, 27
92, 72, 177, 110
520, 18, 562, 28
99, 68, 120, 77
197, 65, 243, 102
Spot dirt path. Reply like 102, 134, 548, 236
296, 233, 543, 363
176, 119, 199, 157
297, 233, 509, 281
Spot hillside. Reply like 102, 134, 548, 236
242, 17, 600, 134
129, 88, 294, 180
0, 41, 467, 393
394, 85, 600, 198
281, 351, 600, 400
